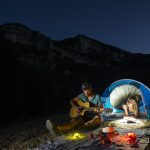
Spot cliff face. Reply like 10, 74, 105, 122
1, 23, 150, 122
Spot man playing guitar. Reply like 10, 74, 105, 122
70, 82, 103, 125
46, 82, 107, 136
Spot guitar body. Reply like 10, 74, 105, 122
70, 100, 113, 118
70, 100, 89, 118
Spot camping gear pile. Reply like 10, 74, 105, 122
90, 127, 134, 145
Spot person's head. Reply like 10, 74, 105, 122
127, 95, 140, 104
81, 82, 93, 96
128, 97, 136, 103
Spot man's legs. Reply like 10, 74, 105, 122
57, 116, 84, 132
80, 115, 102, 130
84, 115, 100, 125
46, 116, 84, 136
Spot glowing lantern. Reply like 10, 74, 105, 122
73, 133, 81, 139
65, 132, 86, 140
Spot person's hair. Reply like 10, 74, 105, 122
128, 95, 141, 102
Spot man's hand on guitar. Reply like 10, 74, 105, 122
75, 106, 84, 115
93, 107, 99, 112
99, 107, 104, 112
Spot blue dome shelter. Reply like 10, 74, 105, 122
102, 79, 150, 119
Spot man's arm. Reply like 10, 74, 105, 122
70, 97, 80, 108
70, 97, 82, 116
96, 95, 104, 112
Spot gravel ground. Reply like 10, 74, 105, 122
0, 113, 69, 150
1, 113, 150, 150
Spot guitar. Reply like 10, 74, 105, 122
69, 99, 112, 118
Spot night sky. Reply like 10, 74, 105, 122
0, 0, 150, 54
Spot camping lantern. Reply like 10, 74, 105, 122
65, 132, 86, 140
73, 133, 81, 139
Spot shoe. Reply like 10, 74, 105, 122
46, 119, 56, 137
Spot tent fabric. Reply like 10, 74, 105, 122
102, 79, 150, 119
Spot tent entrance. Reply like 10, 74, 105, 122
102, 79, 150, 119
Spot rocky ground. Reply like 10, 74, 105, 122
0, 113, 69, 150
1, 113, 150, 150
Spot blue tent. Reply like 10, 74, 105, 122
102, 79, 150, 119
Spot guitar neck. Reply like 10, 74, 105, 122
83, 107, 112, 114
83, 107, 103, 112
